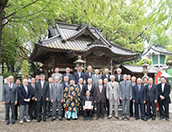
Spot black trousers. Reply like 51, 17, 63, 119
78, 100, 83, 116
84, 109, 93, 117
29, 100, 37, 118
5, 102, 15, 122
37, 97, 47, 120
104, 99, 109, 116
47, 100, 52, 116
129, 99, 133, 116
15, 102, 19, 120
96, 101, 104, 118
159, 102, 169, 118
147, 100, 156, 118
135, 100, 145, 119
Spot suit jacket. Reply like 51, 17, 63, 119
157, 83, 171, 104
28, 83, 36, 98
35, 81, 49, 101
50, 82, 63, 102
92, 74, 102, 87
106, 81, 119, 101
62, 81, 69, 90
82, 96, 94, 107
94, 85, 106, 103
145, 84, 158, 102
62, 73, 74, 83
85, 71, 94, 84
115, 74, 123, 83
18, 84, 32, 105
133, 84, 146, 104
102, 74, 111, 82
74, 71, 85, 84
119, 80, 132, 100
84, 84, 95, 97
77, 83, 85, 99
3, 83, 18, 104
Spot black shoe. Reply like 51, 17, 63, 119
59, 116, 62, 121
130, 114, 133, 117
96, 117, 100, 120
30, 117, 33, 120
84, 117, 87, 121
135, 118, 139, 120
6, 122, 9, 125
146, 117, 150, 120
11, 121, 15, 124
115, 117, 119, 120
43, 119, 46, 122
89, 116, 92, 121
165, 117, 169, 121
159, 117, 164, 120
142, 118, 147, 121
92, 114, 95, 117
108, 117, 112, 119
51, 118, 56, 121
66, 118, 70, 121
37, 119, 41, 122
152, 117, 155, 120
72, 118, 77, 120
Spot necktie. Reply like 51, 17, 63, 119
100, 86, 102, 93
138, 86, 140, 92
10, 84, 12, 91
78, 72, 80, 78
125, 81, 126, 86
149, 85, 151, 91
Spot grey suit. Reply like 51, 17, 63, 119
92, 74, 102, 87
3, 83, 18, 123
119, 81, 132, 118
52, 73, 63, 82
50, 82, 63, 118
106, 81, 119, 117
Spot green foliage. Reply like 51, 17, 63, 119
135, 58, 152, 66
0, 71, 15, 79
21, 60, 30, 79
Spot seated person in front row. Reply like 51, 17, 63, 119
82, 90, 94, 121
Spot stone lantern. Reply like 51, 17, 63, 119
74, 55, 86, 71
142, 60, 149, 78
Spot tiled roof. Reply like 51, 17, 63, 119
35, 22, 138, 56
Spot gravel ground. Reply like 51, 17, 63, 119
0, 103, 172, 132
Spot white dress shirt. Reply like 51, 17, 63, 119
41, 81, 44, 89
162, 83, 165, 92
88, 84, 92, 91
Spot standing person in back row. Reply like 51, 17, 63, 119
3, 75, 18, 125
119, 74, 132, 120
74, 66, 85, 84
115, 68, 123, 83
52, 67, 62, 82
85, 65, 94, 84
92, 69, 102, 87
35, 74, 49, 122
158, 76, 171, 121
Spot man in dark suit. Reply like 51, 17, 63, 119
3, 75, 18, 125
133, 78, 147, 121
15, 79, 21, 120
102, 68, 111, 82
143, 77, 149, 116
103, 78, 109, 116
82, 90, 94, 121
24, 75, 31, 86
62, 67, 74, 83
18, 79, 32, 124
74, 66, 85, 84
35, 75, 40, 82
130, 76, 136, 117
85, 65, 94, 84
47, 77, 53, 118
94, 79, 106, 120
115, 68, 123, 83
77, 78, 85, 116
145, 78, 158, 120
35, 73, 49, 122
158, 76, 171, 121
28, 78, 37, 120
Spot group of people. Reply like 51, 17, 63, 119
2, 66, 171, 125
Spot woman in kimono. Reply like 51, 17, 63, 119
63, 79, 80, 120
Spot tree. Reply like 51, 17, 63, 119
135, 58, 152, 66
21, 60, 30, 79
